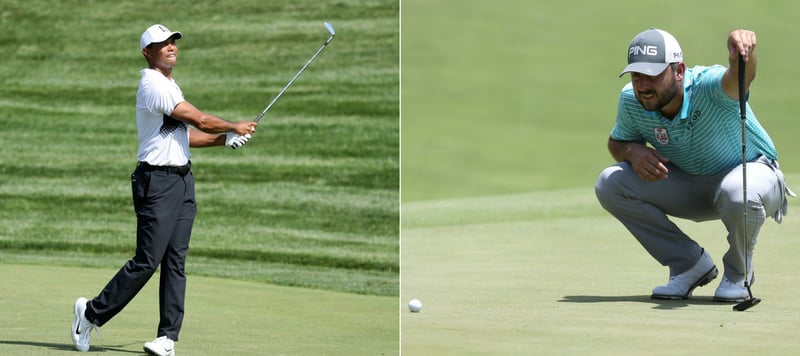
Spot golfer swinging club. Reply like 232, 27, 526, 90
595, 28, 794, 302
71, 24, 257, 354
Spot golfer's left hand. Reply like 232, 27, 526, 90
226, 132, 251, 149
728, 29, 756, 62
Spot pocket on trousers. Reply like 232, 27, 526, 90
131, 169, 151, 214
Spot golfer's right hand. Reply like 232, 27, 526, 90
628, 145, 670, 182
233, 121, 257, 136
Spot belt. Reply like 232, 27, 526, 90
137, 161, 191, 176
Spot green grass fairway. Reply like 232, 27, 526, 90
401, 184, 800, 355
1, 0, 397, 295
1, 264, 397, 355
1, 0, 398, 354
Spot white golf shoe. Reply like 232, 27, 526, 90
144, 336, 176, 356
651, 249, 718, 300
71, 297, 100, 352
713, 273, 755, 302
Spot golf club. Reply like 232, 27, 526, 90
733, 53, 761, 312
254, 22, 336, 123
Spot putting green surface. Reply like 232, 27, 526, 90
401, 186, 800, 355
401, 1, 800, 352
0, 264, 398, 355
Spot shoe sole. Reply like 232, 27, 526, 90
651, 266, 719, 300
144, 346, 174, 356
712, 296, 746, 303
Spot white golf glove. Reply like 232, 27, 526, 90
225, 132, 251, 149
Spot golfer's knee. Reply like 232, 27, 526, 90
595, 165, 626, 205
129, 253, 160, 274
717, 191, 766, 223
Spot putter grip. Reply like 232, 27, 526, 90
738, 55, 746, 118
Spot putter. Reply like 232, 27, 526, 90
254, 22, 336, 123
733, 53, 761, 312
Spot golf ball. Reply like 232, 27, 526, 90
408, 299, 422, 313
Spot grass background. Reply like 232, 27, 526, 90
0, 0, 398, 296
401, 0, 800, 201
401, 0, 800, 354
0, 0, 398, 354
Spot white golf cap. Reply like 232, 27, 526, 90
140, 24, 182, 50
619, 28, 683, 77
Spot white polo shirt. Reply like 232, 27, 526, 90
135, 68, 190, 166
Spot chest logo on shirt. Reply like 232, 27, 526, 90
654, 127, 669, 145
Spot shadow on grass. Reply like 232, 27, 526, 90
558, 295, 736, 310
0, 340, 142, 354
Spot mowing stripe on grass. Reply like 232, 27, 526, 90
1, 0, 398, 297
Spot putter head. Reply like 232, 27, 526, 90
733, 297, 761, 311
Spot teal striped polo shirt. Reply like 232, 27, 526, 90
611, 65, 777, 175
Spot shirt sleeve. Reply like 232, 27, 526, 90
139, 75, 185, 115
696, 65, 734, 105
609, 84, 645, 143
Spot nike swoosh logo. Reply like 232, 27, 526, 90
75, 319, 82, 334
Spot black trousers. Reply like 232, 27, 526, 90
86, 163, 196, 341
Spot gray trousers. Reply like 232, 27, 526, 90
595, 156, 790, 281
86, 164, 196, 341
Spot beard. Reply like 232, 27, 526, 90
636, 76, 680, 113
